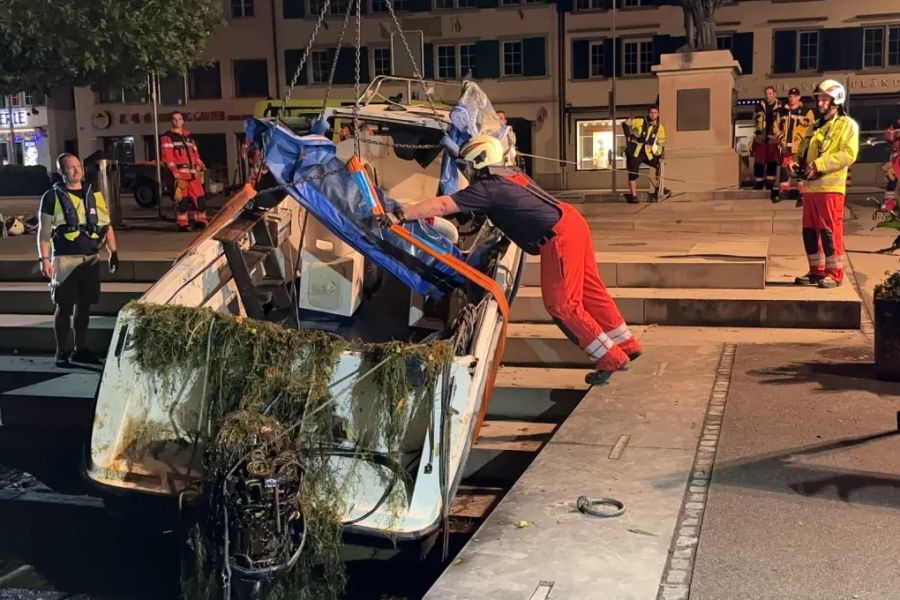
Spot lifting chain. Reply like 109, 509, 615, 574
281, 0, 332, 116
321, 0, 358, 113
384, 0, 438, 118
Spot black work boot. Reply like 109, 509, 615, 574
794, 272, 824, 286
624, 193, 639, 204
771, 188, 781, 203
54, 351, 71, 368
584, 370, 614, 386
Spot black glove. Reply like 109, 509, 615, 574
377, 207, 406, 229
108, 251, 120, 274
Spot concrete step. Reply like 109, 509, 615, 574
0, 283, 149, 316
0, 315, 116, 354
509, 285, 861, 330
522, 239, 768, 289
0, 259, 170, 283
560, 190, 772, 203
503, 324, 593, 367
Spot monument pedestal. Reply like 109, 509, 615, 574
653, 50, 741, 193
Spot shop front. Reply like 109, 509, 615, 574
0, 107, 50, 169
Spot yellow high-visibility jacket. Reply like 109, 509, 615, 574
797, 113, 859, 194
777, 104, 815, 154
624, 117, 666, 160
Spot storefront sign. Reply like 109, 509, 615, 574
737, 75, 900, 97
0, 110, 28, 127
116, 110, 227, 125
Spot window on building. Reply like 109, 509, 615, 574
435, 0, 453, 7
576, 119, 626, 171
589, 41, 604, 78
123, 85, 147, 104
890, 25, 900, 66
501, 0, 520, 5
798, 30, 818, 71
10, 94, 21, 107
503, 40, 523, 76
331, 0, 350, 14
437, 45, 457, 79
623, 0, 640, 7
160, 73, 186, 105
311, 50, 331, 83
624, 40, 653, 75
460, 44, 476, 77
864, 27, 885, 68
231, 0, 254, 17
233, 59, 269, 97
373, 47, 392, 76
372, 0, 405, 11
189, 62, 222, 99
23, 92, 34, 106
576, 0, 603, 9
716, 35, 732, 51
309, 0, 326, 14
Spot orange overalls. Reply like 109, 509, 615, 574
160, 129, 208, 230
498, 169, 641, 371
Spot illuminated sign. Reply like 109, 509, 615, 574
0, 110, 28, 127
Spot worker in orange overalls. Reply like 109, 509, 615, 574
160, 111, 208, 231
882, 118, 900, 215
774, 87, 815, 204
752, 86, 782, 194
396, 135, 642, 386
790, 80, 859, 289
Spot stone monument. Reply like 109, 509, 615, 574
654, 0, 740, 192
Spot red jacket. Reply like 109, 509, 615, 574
160, 129, 205, 181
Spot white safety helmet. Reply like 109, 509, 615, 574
458, 135, 505, 170
814, 79, 846, 106
3, 216, 24, 236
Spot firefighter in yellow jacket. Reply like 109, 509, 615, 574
753, 86, 782, 192
790, 80, 859, 289
774, 87, 815, 203
622, 106, 667, 204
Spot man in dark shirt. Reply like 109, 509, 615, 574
396, 135, 641, 385
37, 153, 120, 367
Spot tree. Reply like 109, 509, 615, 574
0, 0, 224, 96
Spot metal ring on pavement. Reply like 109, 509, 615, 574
576, 495, 625, 518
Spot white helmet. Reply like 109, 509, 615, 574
458, 135, 505, 170
814, 79, 846, 106
3, 216, 24, 236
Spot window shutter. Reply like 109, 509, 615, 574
572, 40, 590, 79
732, 32, 754, 74
772, 30, 797, 74
408, 0, 432, 11
652, 34, 685, 63
283, 0, 305, 18
424, 43, 435, 79
523, 37, 546, 77
604, 37, 621, 77
333, 47, 369, 84
477, 0, 499, 7
284, 49, 308, 86
821, 27, 862, 70
474, 40, 500, 78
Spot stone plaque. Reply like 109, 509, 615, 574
677, 88, 711, 131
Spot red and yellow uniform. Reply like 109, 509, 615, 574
160, 128, 208, 230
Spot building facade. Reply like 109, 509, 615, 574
72, 0, 560, 191
69, 0, 900, 191
560, 0, 900, 190
1, 91, 76, 171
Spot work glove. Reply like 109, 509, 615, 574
108, 251, 120, 274
377, 207, 406, 229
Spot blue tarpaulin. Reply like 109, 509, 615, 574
245, 119, 465, 298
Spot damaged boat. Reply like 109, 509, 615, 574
86, 78, 524, 598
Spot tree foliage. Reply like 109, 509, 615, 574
0, 0, 224, 95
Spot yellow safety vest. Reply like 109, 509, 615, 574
50, 186, 111, 242
797, 114, 859, 195
626, 117, 666, 160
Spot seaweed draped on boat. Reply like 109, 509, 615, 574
245, 118, 464, 299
